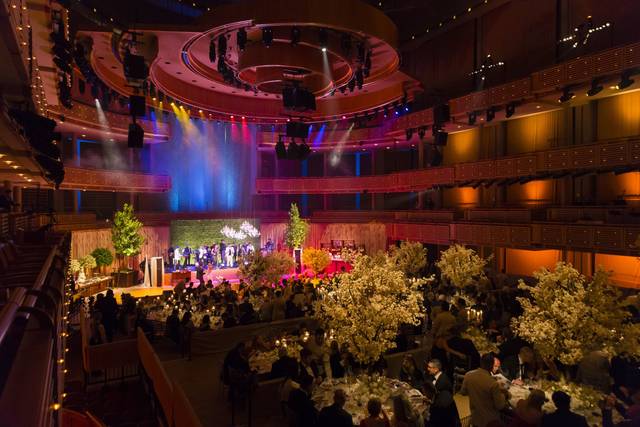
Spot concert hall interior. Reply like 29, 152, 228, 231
1, 0, 640, 426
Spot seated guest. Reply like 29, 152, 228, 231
499, 327, 529, 359
89, 311, 107, 345
508, 389, 546, 427
502, 346, 538, 384
360, 398, 390, 427
299, 348, 319, 383
318, 389, 353, 427
270, 347, 299, 380
222, 311, 237, 328
399, 354, 424, 389
541, 391, 588, 427
272, 290, 286, 321
222, 342, 251, 385
431, 302, 457, 340
447, 325, 481, 371
288, 374, 318, 427
576, 350, 612, 393
391, 394, 423, 427
199, 314, 212, 331
425, 359, 460, 427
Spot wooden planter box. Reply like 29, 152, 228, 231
111, 270, 138, 287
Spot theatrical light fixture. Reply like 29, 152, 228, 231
468, 111, 477, 125
558, 86, 575, 103
209, 37, 216, 62
262, 27, 273, 47
586, 77, 603, 96
505, 103, 516, 118
218, 34, 227, 57
617, 69, 637, 90
486, 106, 496, 122
383, 106, 388, 118
290, 26, 301, 46
405, 128, 414, 141
236, 28, 247, 51
318, 28, 328, 50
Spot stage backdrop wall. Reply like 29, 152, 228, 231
260, 222, 387, 254
170, 219, 260, 248
71, 226, 170, 262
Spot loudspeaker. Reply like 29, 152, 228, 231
124, 53, 148, 80
434, 131, 448, 146
129, 95, 146, 117
128, 123, 144, 148
434, 104, 450, 124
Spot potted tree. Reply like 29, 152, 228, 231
111, 203, 145, 287
301, 248, 331, 276
91, 247, 114, 275
284, 203, 309, 273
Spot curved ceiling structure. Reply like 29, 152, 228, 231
83, 0, 420, 122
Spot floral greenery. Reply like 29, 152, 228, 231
314, 251, 431, 364
239, 251, 295, 287
70, 255, 97, 273
302, 248, 332, 275
389, 241, 427, 278
284, 203, 309, 249
170, 219, 260, 247
461, 326, 499, 355
436, 244, 491, 289
512, 262, 640, 366
82, 255, 97, 270
69, 259, 82, 274
111, 203, 144, 257
91, 248, 114, 267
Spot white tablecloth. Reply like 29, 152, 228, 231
312, 376, 428, 425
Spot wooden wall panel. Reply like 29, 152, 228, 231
71, 226, 170, 262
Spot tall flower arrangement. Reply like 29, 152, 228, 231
302, 248, 332, 275
436, 244, 490, 289
314, 252, 430, 364
239, 251, 295, 287
111, 203, 144, 269
512, 262, 640, 366
284, 203, 309, 249
389, 241, 428, 278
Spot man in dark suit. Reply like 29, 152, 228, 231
270, 347, 299, 380
219, 240, 227, 267
318, 388, 353, 427
501, 346, 537, 384
168, 246, 174, 269
288, 374, 318, 427
182, 246, 191, 266
426, 359, 461, 427
541, 391, 588, 427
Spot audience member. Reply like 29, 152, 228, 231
460, 353, 508, 427
508, 388, 546, 427
541, 391, 588, 427
288, 374, 318, 427
360, 397, 391, 427
318, 389, 353, 427
425, 359, 460, 427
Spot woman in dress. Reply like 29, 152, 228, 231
391, 394, 423, 427
360, 398, 390, 427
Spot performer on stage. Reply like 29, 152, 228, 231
265, 237, 274, 253
168, 246, 175, 269
211, 244, 219, 268
225, 244, 235, 268
219, 240, 227, 267
194, 247, 200, 265
182, 245, 191, 267
196, 263, 204, 284
173, 247, 182, 270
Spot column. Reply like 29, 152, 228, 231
12, 186, 22, 213
355, 152, 361, 210
73, 134, 81, 213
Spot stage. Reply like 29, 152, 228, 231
163, 266, 240, 286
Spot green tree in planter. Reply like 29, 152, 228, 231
111, 203, 144, 269
284, 203, 309, 249
91, 247, 114, 273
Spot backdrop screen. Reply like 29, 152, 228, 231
170, 219, 261, 248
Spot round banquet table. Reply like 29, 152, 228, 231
312, 376, 429, 425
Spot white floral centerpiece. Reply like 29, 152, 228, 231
512, 262, 640, 366
314, 251, 431, 365
461, 326, 499, 355
436, 244, 491, 290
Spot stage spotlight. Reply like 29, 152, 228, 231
468, 111, 477, 125
237, 28, 247, 51
291, 26, 301, 46
275, 136, 287, 159
586, 77, 603, 96
383, 106, 388, 118
90, 84, 99, 99
405, 128, 414, 141
355, 68, 364, 89
318, 28, 328, 50
287, 140, 299, 159
617, 69, 636, 90
505, 103, 516, 118
218, 34, 227, 57
348, 78, 356, 92
486, 106, 496, 122
158, 92, 164, 103
298, 142, 311, 160
262, 27, 273, 47
558, 86, 575, 103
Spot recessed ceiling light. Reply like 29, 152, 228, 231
536, 105, 541, 109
